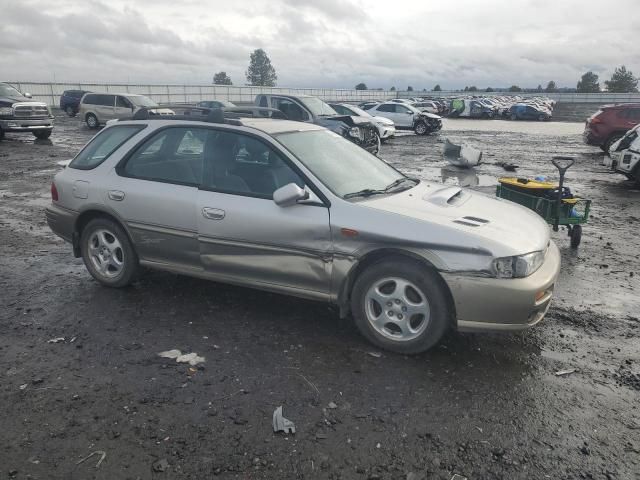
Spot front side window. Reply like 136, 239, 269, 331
70, 125, 145, 170
271, 98, 310, 122
122, 127, 207, 186
276, 129, 405, 198
0, 84, 23, 97
116, 96, 133, 109
201, 130, 304, 197
298, 97, 338, 117
395, 105, 411, 114
377, 104, 395, 113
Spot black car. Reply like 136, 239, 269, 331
60, 90, 91, 116
256, 94, 380, 154
0, 82, 53, 141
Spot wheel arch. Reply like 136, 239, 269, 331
337, 248, 456, 323
73, 208, 134, 258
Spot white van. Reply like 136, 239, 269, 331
79, 93, 174, 128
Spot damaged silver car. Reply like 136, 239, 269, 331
46, 112, 560, 354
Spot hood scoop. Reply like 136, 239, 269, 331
423, 186, 469, 206
453, 216, 490, 227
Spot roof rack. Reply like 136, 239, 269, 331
120, 105, 288, 125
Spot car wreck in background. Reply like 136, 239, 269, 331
364, 102, 442, 135
329, 102, 396, 142
257, 94, 380, 154
606, 123, 640, 186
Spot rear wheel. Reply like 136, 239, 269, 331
85, 113, 99, 129
351, 258, 451, 354
570, 225, 582, 249
0, 128, 4, 142
81, 218, 138, 287
510, 113, 517, 120
33, 130, 52, 140
65, 106, 76, 117
414, 121, 428, 135
538, 114, 545, 121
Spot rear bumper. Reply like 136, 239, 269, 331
0, 117, 54, 132
45, 203, 77, 243
442, 242, 561, 332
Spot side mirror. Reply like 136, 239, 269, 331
273, 183, 309, 207
24, 92, 32, 98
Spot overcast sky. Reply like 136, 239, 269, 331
2, 0, 639, 90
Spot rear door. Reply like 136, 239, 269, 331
108, 126, 204, 269
196, 128, 332, 295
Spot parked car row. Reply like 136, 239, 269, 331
359, 95, 554, 121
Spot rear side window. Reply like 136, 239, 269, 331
70, 125, 145, 170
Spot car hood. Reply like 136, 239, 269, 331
318, 115, 374, 129
0, 95, 32, 107
373, 116, 394, 126
420, 112, 442, 120
362, 182, 550, 256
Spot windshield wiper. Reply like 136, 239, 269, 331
343, 178, 419, 200
383, 177, 419, 193
343, 188, 387, 199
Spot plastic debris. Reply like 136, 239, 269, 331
451, 475, 468, 480
273, 406, 295, 434
367, 351, 382, 358
443, 138, 482, 168
555, 368, 577, 376
327, 402, 338, 409
47, 337, 65, 344
158, 350, 205, 366
76, 450, 106, 468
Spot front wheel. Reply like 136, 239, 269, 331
81, 218, 139, 287
414, 121, 428, 135
85, 113, 99, 129
33, 130, 52, 140
351, 259, 451, 354
604, 133, 623, 153
0, 128, 4, 142
538, 114, 545, 121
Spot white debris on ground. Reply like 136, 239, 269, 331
158, 349, 205, 366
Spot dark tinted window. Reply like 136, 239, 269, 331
377, 104, 395, 113
271, 97, 309, 121
82, 94, 98, 105
201, 130, 303, 197
625, 109, 640, 121
70, 125, 145, 170
116, 96, 133, 108
122, 127, 206, 186
98, 95, 115, 106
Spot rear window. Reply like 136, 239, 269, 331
69, 125, 145, 170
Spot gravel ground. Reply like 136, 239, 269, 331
1, 113, 639, 480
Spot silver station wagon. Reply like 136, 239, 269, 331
46, 111, 561, 353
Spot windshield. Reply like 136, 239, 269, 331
276, 130, 406, 198
298, 97, 338, 116
129, 95, 158, 107
0, 84, 24, 97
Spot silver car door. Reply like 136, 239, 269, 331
197, 129, 332, 296
107, 126, 204, 269
394, 104, 414, 127
115, 95, 134, 119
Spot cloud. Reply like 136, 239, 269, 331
1, 0, 638, 89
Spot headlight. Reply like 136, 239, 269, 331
0, 107, 13, 116
492, 250, 545, 278
348, 126, 362, 140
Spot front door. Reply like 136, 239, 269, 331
393, 104, 414, 127
115, 95, 134, 119
196, 128, 332, 296
109, 126, 206, 269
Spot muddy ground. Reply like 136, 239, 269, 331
1, 113, 639, 480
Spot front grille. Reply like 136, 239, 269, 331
362, 126, 375, 144
14, 105, 49, 118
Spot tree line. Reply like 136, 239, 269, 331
212, 51, 638, 94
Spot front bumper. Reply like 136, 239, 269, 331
45, 203, 78, 243
442, 242, 561, 332
377, 125, 396, 139
0, 117, 54, 132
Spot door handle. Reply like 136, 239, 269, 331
202, 207, 225, 220
108, 190, 125, 201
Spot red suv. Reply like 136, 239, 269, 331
583, 104, 640, 151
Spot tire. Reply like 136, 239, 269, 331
80, 218, 139, 288
604, 133, 623, 153
65, 106, 76, 117
0, 128, 4, 142
85, 113, 99, 129
538, 114, 545, 121
510, 113, 517, 120
414, 121, 428, 135
351, 258, 451, 354
33, 130, 52, 140
373, 133, 381, 155
570, 225, 582, 249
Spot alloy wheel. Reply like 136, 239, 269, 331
364, 277, 430, 341
87, 229, 125, 279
